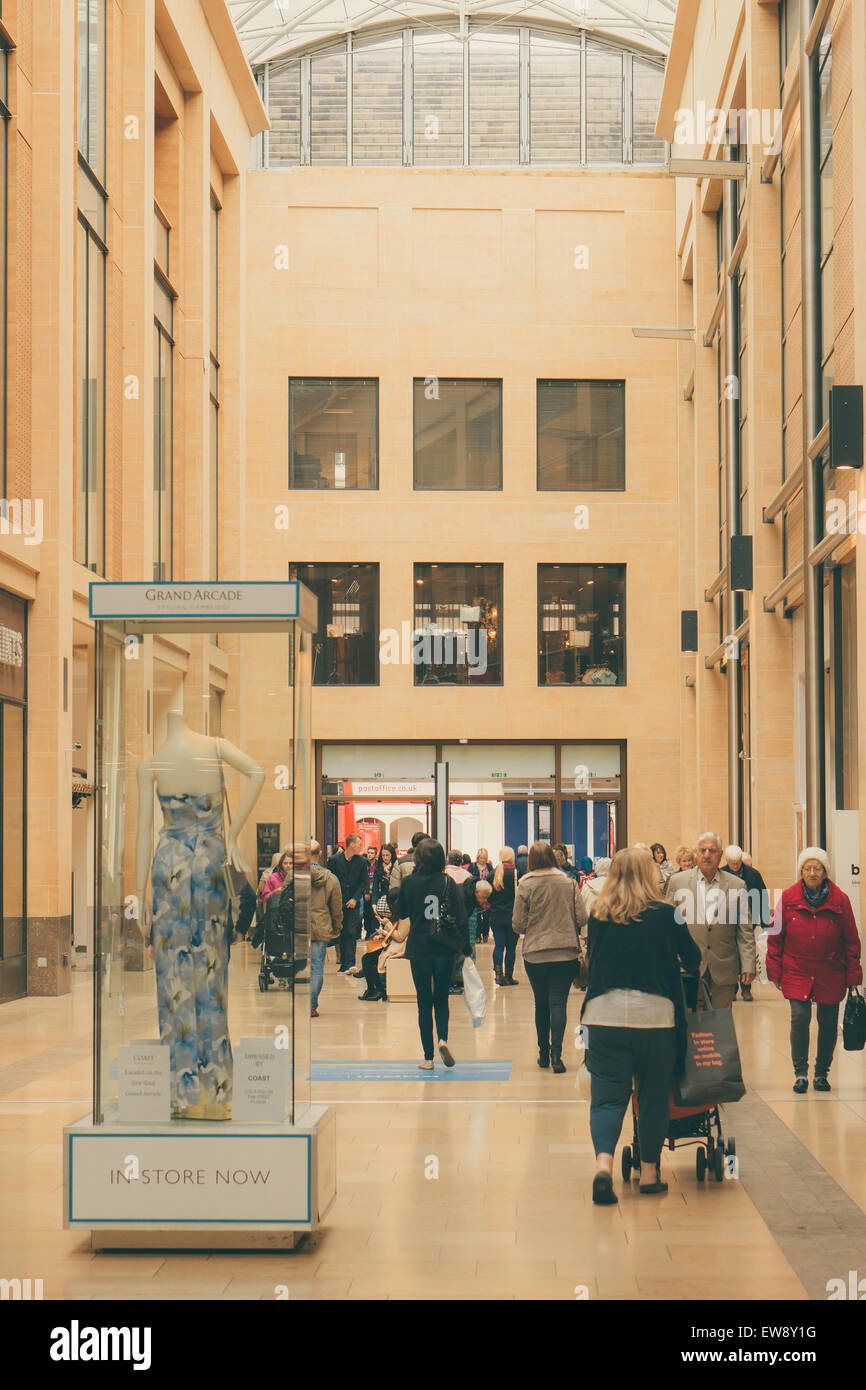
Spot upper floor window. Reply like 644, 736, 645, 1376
538, 564, 625, 686
414, 378, 501, 490
77, 0, 105, 182
289, 378, 378, 489
290, 562, 379, 685
259, 28, 666, 170
537, 381, 625, 490
414, 563, 502, 685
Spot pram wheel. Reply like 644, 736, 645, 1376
712, 1146, 725, 1182
725, 1138, 736, 1157
621, 1146, 635, 1182
696, 1147, 707, 1182
259, 970, 269, 991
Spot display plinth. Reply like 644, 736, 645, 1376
64, 1106, 335, 1250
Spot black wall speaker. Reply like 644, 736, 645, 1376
829, 385, 864, 469
730, 535, 754, 592
681, 610, 698, 653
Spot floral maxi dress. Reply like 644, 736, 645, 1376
151, 791, 232, 1120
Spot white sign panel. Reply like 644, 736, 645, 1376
69, 1132, 311, 1224
117, 1043, 171, 1123
232, 1038, 290, 1124
89, 582, 301, 620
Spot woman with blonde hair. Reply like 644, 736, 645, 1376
672, 845, 696, 872
490, 847, 518, 986
582, 848, 702, 1206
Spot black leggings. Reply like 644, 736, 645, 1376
361, 948, 384, 993
524, 959, 577, 1052
586, 1025, 677, 1167
410, 956, 453, 1060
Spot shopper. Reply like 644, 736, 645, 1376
373, 843, 397, 902
583, 848, 702, 1205
651, 843, 675, 888
262, 852, 290, 905
388, 829, 426, 911
553, 845, 579, 881
581, 858, 611, 914
328, 833, 369, 975
304, 842, 342, 1017
471, 848, 494, 884
672, 845, 697, 873
361, 845, 378, 938
394, 837, 470, 1070
490, 847, 519, 986
445, 849, 472, 888
767, 847, 862, 1093
516, 845, 529, 879
513, 841, 587, 1072
577, 856, 595, 889
357, 897, 397, 1002
665, 831, 755, 1010
463, 877, 492, 952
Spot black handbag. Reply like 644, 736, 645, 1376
672, 978, 746, 1107
426, 876, 465, 952
843, 988, 866, 1051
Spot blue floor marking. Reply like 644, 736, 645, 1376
310, 1060, 512, 1082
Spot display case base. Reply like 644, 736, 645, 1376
64, 1106, 335, 1251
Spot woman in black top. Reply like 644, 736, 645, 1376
372, 843, 397, 902
581, 848, 702, 1206
395, 838, 470, 1070
490, 847, 518, 986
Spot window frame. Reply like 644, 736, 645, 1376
412, 377, 503, 492
288, 376, 380, 491
536, 378, 626, 492
290, 562, 381, 687
537, 562, 627, 688
413, 562, 504, 687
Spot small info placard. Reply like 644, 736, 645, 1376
117, 1041, 171, 1122
233, 1037, 290, 1124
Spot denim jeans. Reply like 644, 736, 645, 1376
410, 955, 453, 1060
310, 940, 327, 1010
586, 1025, 677, 1166
492, 923, 517, 975
789, 998, 840, 1078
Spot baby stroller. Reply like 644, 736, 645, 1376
621, 1092, 736, 1184
256, 882, 307, 992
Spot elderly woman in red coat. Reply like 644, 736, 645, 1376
767, 847, 862, 1094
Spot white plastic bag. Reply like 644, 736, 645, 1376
462, 957, 487, 1028
575, 1061, 592, 1099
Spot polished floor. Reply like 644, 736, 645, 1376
2, 941, 866, 1300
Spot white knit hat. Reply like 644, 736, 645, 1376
797, 846, 830, 878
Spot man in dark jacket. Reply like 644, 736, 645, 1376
725, 845, 770, 1000
328, 834, 369, 973
516, 846, 529, 879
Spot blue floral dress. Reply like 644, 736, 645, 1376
151, 792, 232, 1120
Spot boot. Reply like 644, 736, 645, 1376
551, 1050, 566, 1074
538, 1043, 550, 1069
495, 966, 506, 986
504, 973, 518, 986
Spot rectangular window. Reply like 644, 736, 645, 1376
468, 33, 520, 166
538, 564, 626, 686
537, 380, 625, 490
632, 59, 666, 165
311, 51, 347, 165
529, 34, 580, 166
76, 213, 106, 573
154, 281, 174, 582
289, 378, 378, 489
818, 27, 833, 423
413, 378, 502, 490
268, 60, 301, 167
413, 32, 463, 167
585, 44, 623, 164
839, 565, 858, 809
77, 0, 105, 182
413, 563, 502, 686
290, 563, 379, 685
353, 36, 403, 166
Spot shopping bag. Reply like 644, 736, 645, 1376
461, 957, 487, 1029
843, 988, 866, 1051
672, 981, 746, 1107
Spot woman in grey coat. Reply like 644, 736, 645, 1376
512, 841, 588, 1072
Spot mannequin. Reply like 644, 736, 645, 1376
136, 710, 264, 1120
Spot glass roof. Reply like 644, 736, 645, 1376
227, 0, 677, 66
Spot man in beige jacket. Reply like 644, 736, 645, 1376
309, 841, 342, 1017
665, 831, 756, 1010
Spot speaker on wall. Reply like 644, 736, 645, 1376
681, 610, 698, 653
829, 385, 864, 470
730, 535, 754, 593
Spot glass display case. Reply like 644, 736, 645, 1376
64, 582, 335, 1248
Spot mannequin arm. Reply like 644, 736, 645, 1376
217, 738, 265, 872
135, 760, 156, 937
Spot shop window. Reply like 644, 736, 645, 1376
77, 0, 105, 182
289, 379, 378, 490
413, 563, 502, 685
290, 562, 379, 685
537, 380, 625, 490
413, 379, 502, 490
538, 564, 625, 686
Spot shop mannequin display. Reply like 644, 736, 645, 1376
136, 711, 264, 1120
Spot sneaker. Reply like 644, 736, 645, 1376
813, 1076, 831, 1092
438, 1041, 455, 1068
418, 1059, 434, 1071
310, 1008, 319, 1018
793, 1077, 808, 1094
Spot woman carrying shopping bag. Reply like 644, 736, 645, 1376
767, 847, 862, 1094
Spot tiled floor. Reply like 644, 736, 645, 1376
3, 943, 865, 1300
